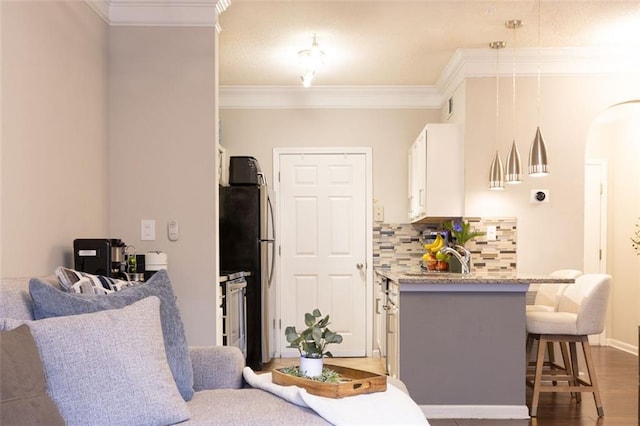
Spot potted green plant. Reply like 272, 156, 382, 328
284, 308, 343, 377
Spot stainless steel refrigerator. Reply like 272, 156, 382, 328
219, 182, 274, 370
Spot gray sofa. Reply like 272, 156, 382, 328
0, 276, 409, 425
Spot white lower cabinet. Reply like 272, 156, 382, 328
407, 123, 464, 222
385, 279, 399, 378
373, 272, 387, 359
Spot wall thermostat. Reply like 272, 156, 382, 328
530, 189, 550, 203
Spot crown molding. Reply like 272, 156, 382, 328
85, 0, 221, 26
81, 3, 639, 109
436, 46, 640, 102
219, 86, 442, 110
86, 1, 110, 22
221, 47, 640, 109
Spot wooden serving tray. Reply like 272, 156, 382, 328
271, 364, 387, 398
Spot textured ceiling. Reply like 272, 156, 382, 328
218, 1, 640, 86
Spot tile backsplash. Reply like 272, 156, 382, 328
373, 217, 517, 277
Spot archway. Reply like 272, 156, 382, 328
585, 100, 640, 354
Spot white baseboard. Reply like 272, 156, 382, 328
607, 338, 638, 356
420, 405, 530, 419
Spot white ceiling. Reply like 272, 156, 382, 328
90, 0, 640, 106
217, 1, 640, 87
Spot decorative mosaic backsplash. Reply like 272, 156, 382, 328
373, 217, 517, 277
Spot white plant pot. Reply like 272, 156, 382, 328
299, 356, 323, 378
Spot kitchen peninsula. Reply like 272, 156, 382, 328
376, 269, 574, 419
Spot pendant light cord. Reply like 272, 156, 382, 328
512, 24, 517, 143
537, 0, 542, 126
496, 45, 500, 152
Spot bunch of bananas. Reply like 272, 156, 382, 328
423, 234, 445, 254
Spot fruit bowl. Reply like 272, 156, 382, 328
421, 234, 451, 272
422, 254, 449, 272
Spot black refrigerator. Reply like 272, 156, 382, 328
219, 183, 274, 370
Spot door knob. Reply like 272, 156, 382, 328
356, 263, 364, 270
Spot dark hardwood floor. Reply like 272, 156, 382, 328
263, 346, 638, 426
429, 346, 638, 426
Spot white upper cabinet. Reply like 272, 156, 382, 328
407, 123, 464, 222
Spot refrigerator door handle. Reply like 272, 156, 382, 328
267, 196, 275, 287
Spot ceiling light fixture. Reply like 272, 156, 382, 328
505, 20, 523, 184
489, 41, 506, 191
298, 34, 324, 88
529, 0, 549, 176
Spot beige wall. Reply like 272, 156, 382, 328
586, 102, 640, 351
464, 75, 639, 272
221, 73, 639, 350
1, 3, 219, 346
463, 75, 640, 350
1, 1, 109, 276
2, 1, 636, 350
109, 26, 218, 346
219, 108, 438, 223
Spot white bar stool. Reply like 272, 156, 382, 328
526, 269, 582, 312
525, 273, 611, 417
526, 270, 582, 377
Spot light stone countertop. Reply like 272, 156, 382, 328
375, 267, 574, 292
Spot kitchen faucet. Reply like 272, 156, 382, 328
440, 245, 471, 275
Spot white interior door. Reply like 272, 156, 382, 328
584, 160, 607, 274
584, 159, 608, 345
276, 150, 370, 357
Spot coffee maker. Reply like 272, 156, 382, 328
73, 238, 127, 278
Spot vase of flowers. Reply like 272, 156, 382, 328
442, 220, 485, 273
443, 219, 485, 247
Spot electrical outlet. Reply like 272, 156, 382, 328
374, 204, 384, 222
530, 189, 550, 204
486, 225, 497, 241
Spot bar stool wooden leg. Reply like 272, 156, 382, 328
547, 341, 556, 365
548, 341, 558, 385
559, 341, 571, 373
526, 333, 534, 373
569, 341, 582, 403
581, 337, 604, 417
558, 341, 576, 397
530, 335, 547, 417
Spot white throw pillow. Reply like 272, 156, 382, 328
55, 266, 138, 294
0, 296, 191, 426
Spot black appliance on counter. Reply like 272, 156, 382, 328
229, 156, 261, 186
74, 238, 127, 278
219, 156, 275, 370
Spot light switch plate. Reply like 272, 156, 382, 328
168, 220, 179, 241
141, 219, 156, 241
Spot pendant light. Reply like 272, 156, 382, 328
489, 41, 506, 191
505, 20, 523, 184
529, 0, 549, 176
